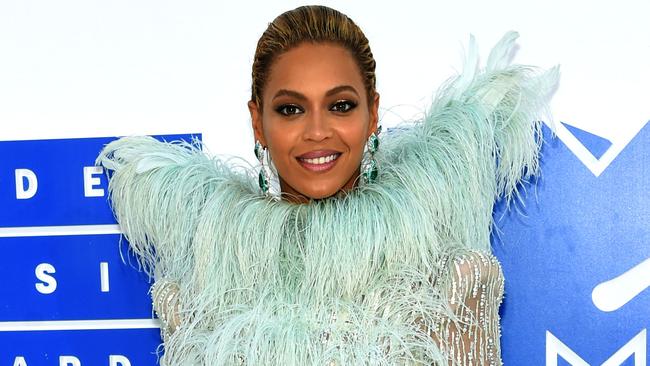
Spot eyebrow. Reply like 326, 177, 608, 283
272, 85, 359, 101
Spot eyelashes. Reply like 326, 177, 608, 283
275, 104, 303, 116
274, 100, 358, 116
330, 100, 357, 113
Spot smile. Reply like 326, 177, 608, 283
296, 152, 341, 172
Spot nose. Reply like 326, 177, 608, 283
302, 110, 333, 142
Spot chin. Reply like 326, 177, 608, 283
299, 181, 344, 200
280, 171, 358, 202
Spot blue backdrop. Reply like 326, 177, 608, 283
0, 135, 198, 365
494, 121, 649, 365
1, 124, 648, 365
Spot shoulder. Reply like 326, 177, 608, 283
437, 249, 505, 304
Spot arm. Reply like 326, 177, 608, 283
377, 32, 559, 251
97, 137, 264, 343
430, 250, 505, 365
151, 278, 183, 340
96, 136, 231, 281
97, 136, 240, 339
424, 31, 558, 202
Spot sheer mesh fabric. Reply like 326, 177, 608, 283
152, 249, 505, 365
428, 250, 504, 365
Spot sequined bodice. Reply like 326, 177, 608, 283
153, 249, 505, 365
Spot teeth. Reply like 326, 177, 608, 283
302, 154, 338, 165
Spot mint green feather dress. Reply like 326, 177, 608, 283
97, 32, 558, 365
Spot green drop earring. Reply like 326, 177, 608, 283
254, 141, 270, 194
362, 125, 381, 184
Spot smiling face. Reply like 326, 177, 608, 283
249, 42, 379, 202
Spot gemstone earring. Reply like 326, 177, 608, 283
254, 140, 270, 194
362, 126, 381, 184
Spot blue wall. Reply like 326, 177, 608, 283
1, 124, 648, 365
0, 135, 198, 365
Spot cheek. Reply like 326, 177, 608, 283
263, 121, 297, 164
340, 121, 370, 157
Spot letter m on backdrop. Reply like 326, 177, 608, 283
546, 330, 647, 366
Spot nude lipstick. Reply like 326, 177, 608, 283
296, 150, 341, 172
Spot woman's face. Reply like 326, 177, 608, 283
249, 42, 379, 202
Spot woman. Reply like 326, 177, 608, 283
97, 5, 557, 365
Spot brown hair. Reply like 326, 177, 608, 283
251, 5, 376, 109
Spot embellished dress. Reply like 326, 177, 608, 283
97, 32, 558, 365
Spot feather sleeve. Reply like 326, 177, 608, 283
433, 31, 559, 201
95, 136, 250, 281
376, 31, 559, 251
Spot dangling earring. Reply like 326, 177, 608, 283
254, 140, 270, 194
362, 125, 381, 184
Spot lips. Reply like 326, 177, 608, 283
296, 150, 341, 172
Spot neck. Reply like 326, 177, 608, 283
279, 167, 361, 204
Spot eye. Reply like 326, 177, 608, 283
275, 104, 304, 116
330, 100, 357, 113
